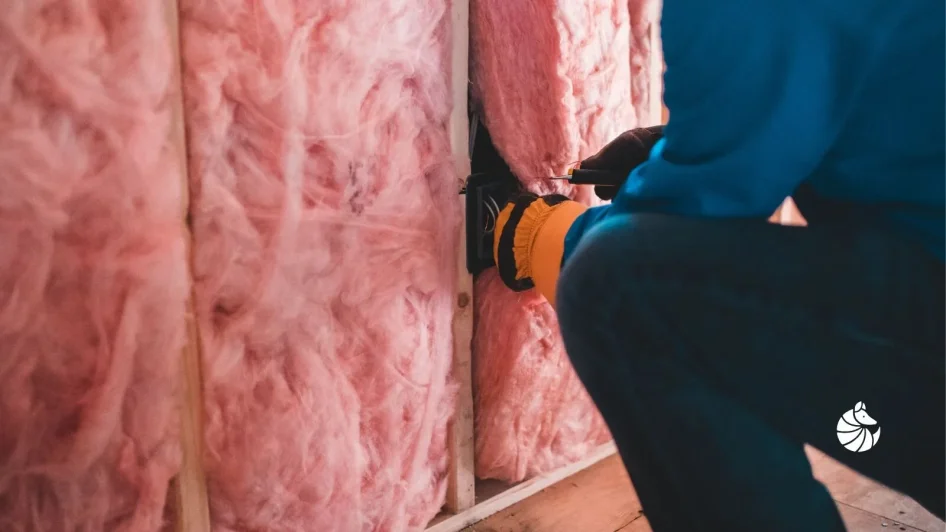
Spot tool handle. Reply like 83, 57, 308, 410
567, 168, 627, 187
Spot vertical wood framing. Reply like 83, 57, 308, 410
445, 0, 477, 514
163, 1, 212, 530
649, 4, 664, 125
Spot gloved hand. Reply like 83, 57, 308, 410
492, 192, 587, 305
491, 125, 664, 304
581, 125, 664, 201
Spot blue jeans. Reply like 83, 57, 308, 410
556, 214, 944, 532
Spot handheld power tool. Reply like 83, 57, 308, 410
460, 114, 626, 275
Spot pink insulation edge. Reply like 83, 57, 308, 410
0, 2, 188, 531
470, 0, 659, 482
180, 1, 460, 530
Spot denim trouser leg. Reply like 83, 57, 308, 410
556, 214, 945, 532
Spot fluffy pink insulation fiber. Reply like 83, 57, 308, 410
470, 0, 660, 482
180, 1, 459, 530
0, 2, 189, 531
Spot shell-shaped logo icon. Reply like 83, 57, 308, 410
837, 402, 881, 452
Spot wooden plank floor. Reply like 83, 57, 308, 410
465, 447, 944, 532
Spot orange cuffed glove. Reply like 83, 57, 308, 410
492, 193, 587, 307
491, 126, 664, 305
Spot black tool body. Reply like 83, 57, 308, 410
460, 114, 629, 275
460, 114, 522, 275
564, 168, 627, 186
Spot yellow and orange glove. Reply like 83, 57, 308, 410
493, 193, 587, 306
491, 126, 664, 306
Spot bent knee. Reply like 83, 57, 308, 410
555, 212, 725, 334
557, 212, 757, 312
558, 214, 665, 296
555, 216, 664, 374
556, 214, 654, 329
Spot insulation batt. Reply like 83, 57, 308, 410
470, 0, 659, 482
0, 1, 189, 530
180, 1, 459, 530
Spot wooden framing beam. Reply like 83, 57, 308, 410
649, 17, 665, 126
428, 443, 618, 532
445, 0, 477, 514
163, 1, 212, 530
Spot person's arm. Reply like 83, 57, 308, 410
497, 1, 855, 304
492, 128, 663, 306
564, 1, 852, 262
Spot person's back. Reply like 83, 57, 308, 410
797, 0, 944, 259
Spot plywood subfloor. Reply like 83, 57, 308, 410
465, 447, 944, 532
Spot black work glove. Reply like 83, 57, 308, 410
580, 125, 664, 201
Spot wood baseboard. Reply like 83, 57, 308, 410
426, 443, 619, 532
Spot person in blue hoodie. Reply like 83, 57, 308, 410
491, 1, 944, 529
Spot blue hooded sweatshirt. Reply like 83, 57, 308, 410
563, 0, 945, 263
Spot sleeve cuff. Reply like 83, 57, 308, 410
530, 200, 588, 306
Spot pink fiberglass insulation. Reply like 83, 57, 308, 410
472, 273, 612, 481
180, 1, 459, 530
0, 1, 189, 531
470, 0, 659, 482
